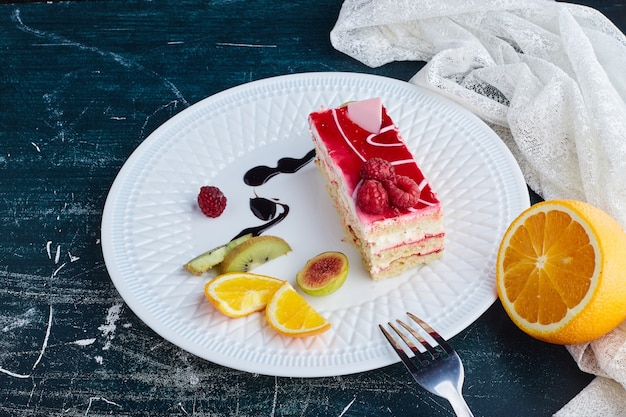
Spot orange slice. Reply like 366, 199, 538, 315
265, 282, 331, 337
204, 272, 284, 318
496, 199, 626, 344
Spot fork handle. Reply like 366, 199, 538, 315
439, 383, 474, 417
448, 394, 474, 417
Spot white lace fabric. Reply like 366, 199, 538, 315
331, 1, 626, 415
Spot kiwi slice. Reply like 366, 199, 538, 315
184, 233, 253, 275
296, 251, 349, 296
220, 235, 292, 273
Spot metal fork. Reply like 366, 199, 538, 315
379, 312, 474, 417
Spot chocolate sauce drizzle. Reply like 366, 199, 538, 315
232, 201, 289, 240
243, 149, 315, 186
249, 196, 277, 221
233, 149, 315, 239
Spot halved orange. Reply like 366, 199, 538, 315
265, 282, 331, 337
204, 272, 284, 318
496, 200, 626, 344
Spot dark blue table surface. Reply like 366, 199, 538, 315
2, 1, 623, 416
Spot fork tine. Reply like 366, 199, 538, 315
397, 319, 440, 360
378, 324, 422, 373
388, 321, 431, 365
407, 312, 453, 354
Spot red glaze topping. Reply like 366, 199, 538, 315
309, 105, 440, 219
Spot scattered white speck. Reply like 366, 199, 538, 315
73, 338, 96, 346
0, 367, 30, 379
270, 376, 278, 417
98, 303, 123, 350
178, 403, 189, 415
30, 305, 53, 372
85, 396, 121, 415
216, 42, 277, 48
68, 251, 80, 262
94, 356, 103, 364
338, 396, 357, 417
54, 244, 61, 264
51, 262, 67, 278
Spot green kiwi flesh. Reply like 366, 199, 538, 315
220, 235, 292, 273
184, 233, 253, 275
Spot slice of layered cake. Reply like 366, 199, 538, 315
308, 98, 444, 280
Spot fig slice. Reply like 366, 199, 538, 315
296, 251, 349, 296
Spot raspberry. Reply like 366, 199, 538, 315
197, 186, 227, 218
383, 175, 421, 210
360, 158, 395, 182
356, 180, 389, 214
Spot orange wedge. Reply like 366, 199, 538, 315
265, 282, 331, 337
496, 200, 626, 344
204, 272, 284, 318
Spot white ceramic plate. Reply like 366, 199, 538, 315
101, 72, 529, 377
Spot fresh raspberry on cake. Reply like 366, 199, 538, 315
360, 158, 395, 182
197, 186, 227, 218
384, 175, 421, 210
356, 180, 389, 214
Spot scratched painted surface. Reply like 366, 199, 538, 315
1, 0, 623, 416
